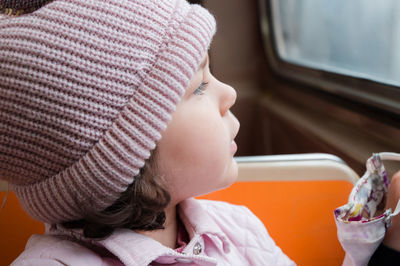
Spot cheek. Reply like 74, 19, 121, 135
170, 116, 228, 174
158, 111, 233, 198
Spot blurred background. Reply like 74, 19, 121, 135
192, 0, 400, 176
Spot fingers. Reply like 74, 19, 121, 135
383, 171, 400, 251
387, 171, 400, 211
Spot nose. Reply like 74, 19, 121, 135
219, 82, 237, 116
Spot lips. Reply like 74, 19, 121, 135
230, 140, 238, 154
231, 117, 240, 140
230, 119, 240, 154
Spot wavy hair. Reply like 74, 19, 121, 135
62, 150, 171, 239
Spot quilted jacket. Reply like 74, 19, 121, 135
11, 198, 295, 266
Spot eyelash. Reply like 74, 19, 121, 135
194, 82, 209, 95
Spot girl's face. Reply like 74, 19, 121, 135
157, 54, 240, 204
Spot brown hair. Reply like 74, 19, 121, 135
62, 150, 171, 239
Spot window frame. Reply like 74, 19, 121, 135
258, 0, 400, 116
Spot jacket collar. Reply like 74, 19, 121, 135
179, 198, 231, 253
48, 198, 230, 265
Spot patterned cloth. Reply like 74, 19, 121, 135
335, 152, 400, 266
335, 153, 389, 224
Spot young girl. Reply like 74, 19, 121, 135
0, 0, 295, 265
3, 1, 400, 265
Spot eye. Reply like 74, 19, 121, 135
194, 82, 208, 95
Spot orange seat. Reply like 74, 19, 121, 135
199, 180, 353, 266
0, 191, 44, 266
198, 154, 358, 266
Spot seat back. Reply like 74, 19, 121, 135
199, 153, 358, 266
0, 189, 44, 266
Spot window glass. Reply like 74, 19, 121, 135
271, 0, 400, 86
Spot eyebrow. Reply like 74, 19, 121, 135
197, 55, 208, 71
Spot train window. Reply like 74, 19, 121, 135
260, 0, 400, 115
271, 0, 400, 86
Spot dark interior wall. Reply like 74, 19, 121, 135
203, 0, 400, 176
203, 0, 268, 156
203, 0, 266, 82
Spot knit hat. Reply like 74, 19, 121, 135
0, 0, 216, 223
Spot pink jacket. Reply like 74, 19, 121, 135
12, 199, 295, 265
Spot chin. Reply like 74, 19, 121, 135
220, 160, 239, 189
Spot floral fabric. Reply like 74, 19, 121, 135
335, 152, 400, 266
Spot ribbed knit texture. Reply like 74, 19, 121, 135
0, 0, 216, 223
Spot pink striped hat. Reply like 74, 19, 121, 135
0, 0, 216, 223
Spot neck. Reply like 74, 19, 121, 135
136, 204, 178, 249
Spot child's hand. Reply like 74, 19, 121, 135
383, 170, 400, 251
